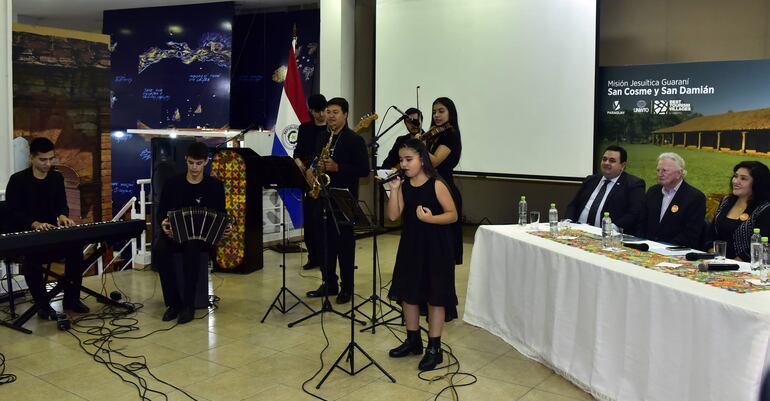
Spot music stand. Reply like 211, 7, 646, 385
315, 188, 395, 388
288, 184, 366, 328
259, 156, 316, 322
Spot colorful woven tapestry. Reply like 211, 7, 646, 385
211, 150, 246, 269
531, 229, 769, 294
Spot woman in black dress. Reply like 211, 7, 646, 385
708, 161, 770, 260
424, 97, 463, 265
386, 138, 458, 371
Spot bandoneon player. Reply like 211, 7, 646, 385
155, 141, 228, 324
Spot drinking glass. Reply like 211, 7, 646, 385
611, 225, 624, 251
713, 240, 727, 262
529, 211, 540, 229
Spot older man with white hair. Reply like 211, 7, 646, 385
638, 152, 706, 248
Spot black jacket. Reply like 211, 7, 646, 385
326, 127, 369, 199
638, 180, 706, 248
565, 171, 645, 232
708, 196, 770, 260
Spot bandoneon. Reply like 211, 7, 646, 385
168, 207, 229, 245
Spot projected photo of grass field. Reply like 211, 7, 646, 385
599, 107, 770, 196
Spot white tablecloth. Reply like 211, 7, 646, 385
464, 225, 770, 401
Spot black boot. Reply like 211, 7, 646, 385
418, 336, 443, 371
389, 329, 423, 358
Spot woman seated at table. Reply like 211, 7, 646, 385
707, 161, 770, 260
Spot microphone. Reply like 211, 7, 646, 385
685, 252, 715, 261
379, 169, 405, 184
623, 242, 649, 251
392, 106, 418, 125
698, 262, 739, 271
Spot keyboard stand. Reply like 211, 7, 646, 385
4, 243, 134, 334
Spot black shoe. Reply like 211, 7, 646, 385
63, 300, 90, 313
418, 337, 443, 371
335, 290, 352, 304
389, 329, 423, 358
303, 261, 319, 270
162, 307, 179, 322
177, 308, 194, 324
306, 285, 339, 298
37, 306, 58, 320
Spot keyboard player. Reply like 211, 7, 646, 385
4, 137, 89, 320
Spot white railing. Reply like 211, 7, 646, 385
132, 178, 152, 267
84, 177, 152, 275
82, 195, 136, 275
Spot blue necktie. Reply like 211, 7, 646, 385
587, 179, 610, 227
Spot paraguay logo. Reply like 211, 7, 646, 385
606, 100, 625, 115
281, 124, 300, 149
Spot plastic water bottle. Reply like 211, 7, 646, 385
751, 228, 763, 271
762, 237, 770, 284
601, 212, 612, 249
549, 203, 558, 237
518, 196, 527, 226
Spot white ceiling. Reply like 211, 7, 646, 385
13, 0, 315, 32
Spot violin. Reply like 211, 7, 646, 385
418, 123, 453, 142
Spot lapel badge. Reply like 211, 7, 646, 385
670, 204, 679, 213
740, 213, 750, 222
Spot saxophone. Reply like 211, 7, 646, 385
307, 113, 379, 199
308, 128, 334, 199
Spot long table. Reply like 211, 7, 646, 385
464, 224, 770, 401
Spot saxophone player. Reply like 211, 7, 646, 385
294, 94, 328, 270
305, 97, 369, 305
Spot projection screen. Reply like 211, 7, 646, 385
375, 0, 597, 179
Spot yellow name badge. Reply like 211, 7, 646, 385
670, 205, 679, 213
740, 213, 750, 221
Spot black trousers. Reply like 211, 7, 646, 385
321, 214, 355, 293
302, 195, 323, 266
154, 236, 209, 310
22, 249, 83, 308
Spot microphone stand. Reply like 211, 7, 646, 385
215, 124, 255, 148
348, 116, 403, 334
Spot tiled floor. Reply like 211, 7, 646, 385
0, 228, 594, 401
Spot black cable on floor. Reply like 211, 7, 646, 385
374, 245, 477, 401
418, 341, 478, 401
64, 268, 223, 400
300, 306, 332, 401
0, 352, 16, 385
66, 302, 195, 401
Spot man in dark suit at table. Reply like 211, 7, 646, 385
565, 145, 645, 232
637, 152, 705, 248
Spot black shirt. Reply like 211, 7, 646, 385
428, 126, 462, 190
382, 133, 415, 169
715, 217, 742, 259
293, 121, 327, 164
5, 167, 69, 231
157, 174, 226, 220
